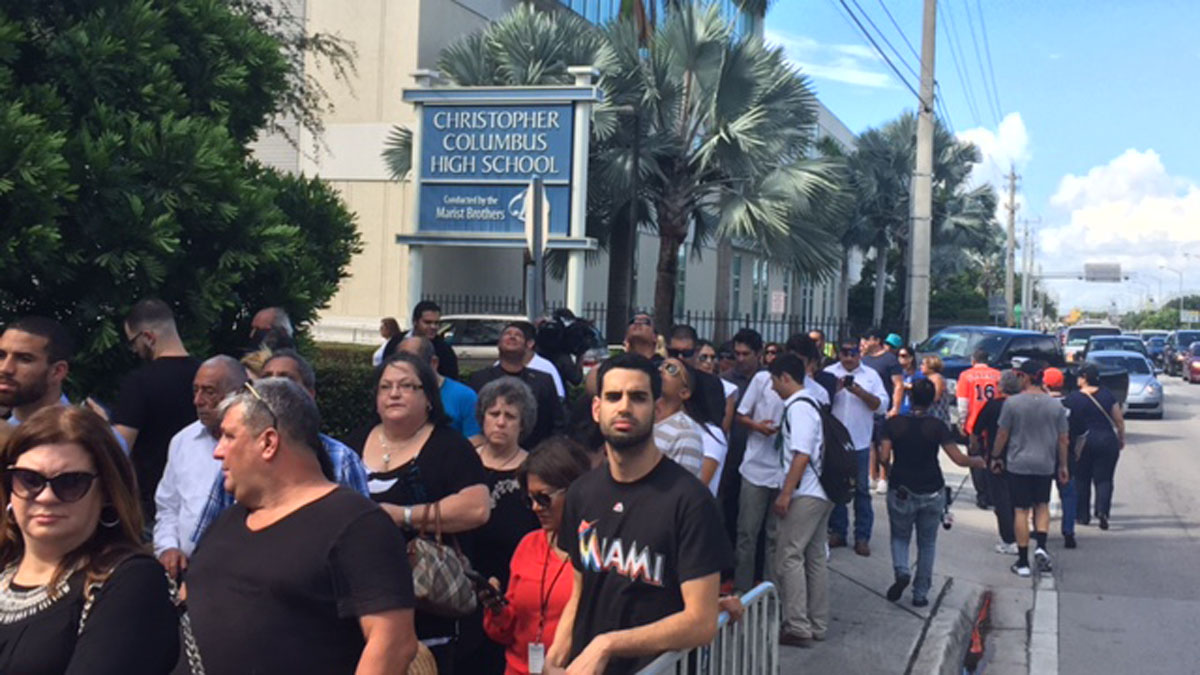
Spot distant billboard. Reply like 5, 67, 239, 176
1083, 263, 1122, 283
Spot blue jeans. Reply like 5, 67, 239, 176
829, 448, 873, 543
1057, 477, 1077, 536
887, 487, 944, 602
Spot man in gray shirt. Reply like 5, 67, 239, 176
990, 360, 1069, 577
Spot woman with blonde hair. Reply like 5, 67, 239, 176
920, 355, 952, 425
0, 406, 178, 673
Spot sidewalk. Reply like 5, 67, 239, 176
779, 461, 1039, 675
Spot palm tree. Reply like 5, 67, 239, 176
602, 4, 843, 332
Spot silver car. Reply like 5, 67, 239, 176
1088, 350, 1163, 419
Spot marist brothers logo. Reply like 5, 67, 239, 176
577, 520, 665, 587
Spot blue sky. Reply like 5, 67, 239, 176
764, 0, 1200, 312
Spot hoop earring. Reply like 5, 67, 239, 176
99, 506, 120, 529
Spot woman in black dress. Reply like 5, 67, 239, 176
347, 352, 490, 674
0, 406, 178, 674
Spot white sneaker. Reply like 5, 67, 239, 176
994, 542, 1018, 555
1034, 548, 1053, 572
875, 479, 888, 495
1011, 562, 1031, 578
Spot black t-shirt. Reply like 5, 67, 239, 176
883, 414, 952, 494
347, 424, 487, 641
188, 488, 414, 675
972, 399, 1005, 456
1063, 389, 1119, 440
473, 467, 539, 589
0, 555, 178, 675
468, 366, 564, 449
862, 351, 902, 391
558, 458, 734, 674
111, 355, 200, 519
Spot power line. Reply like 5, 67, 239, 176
939, 1, 983, 127
832, 0, 923, 103
962, 0, 1001, 124
874, 0, 920, 62
935, 82, 955, 134
974, 0, 1004, 121
848, 0, 919, 81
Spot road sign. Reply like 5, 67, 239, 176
1083, 263, 1122, 282
1181, 310, 1200, 323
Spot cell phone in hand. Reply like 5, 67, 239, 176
842, 375, 855, 389
466, 568, 508, 610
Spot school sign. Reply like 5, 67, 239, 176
399, 69, 602, 313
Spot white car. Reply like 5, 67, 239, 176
439, 314, 526, 371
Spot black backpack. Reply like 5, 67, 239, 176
780, 397, 857, 505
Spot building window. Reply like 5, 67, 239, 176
751, 259, 769, 320
732, 254, 742, 318
782, 269, 792, 316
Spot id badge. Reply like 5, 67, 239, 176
528, 642, 546, 674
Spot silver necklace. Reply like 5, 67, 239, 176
0, 564, 72, 625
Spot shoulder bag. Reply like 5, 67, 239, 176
78, 568, 206, 674
407, 502, 478, 618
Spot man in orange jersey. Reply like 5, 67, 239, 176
956, 350, 1002, 509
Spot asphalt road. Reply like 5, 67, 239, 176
1057, 375, 1200, 675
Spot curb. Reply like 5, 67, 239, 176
906, 577, 987, 675
1029, 574, 1058, 675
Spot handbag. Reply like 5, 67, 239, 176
79, 569, 206, 674
407, 502, 478, 618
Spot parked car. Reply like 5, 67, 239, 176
1185, 342, 1200, 384
1081, 335, 1149, 360
1163, 330, 1200, 377
1088, 351, 1163, 419
439, 314, 523, 371
1146, 336, 1166, 366
1062, 324, 1121, 363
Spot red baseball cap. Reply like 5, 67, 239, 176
1043, 367, 1064, 389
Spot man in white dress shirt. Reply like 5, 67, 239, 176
154, 354, 247, 578
824, 339, 889, 556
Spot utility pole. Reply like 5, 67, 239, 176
1004, 166, 1020, 327
908, 0, 937, 343
1020, 216, 1041, 329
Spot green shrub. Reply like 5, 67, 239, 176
312, 342, 377, 440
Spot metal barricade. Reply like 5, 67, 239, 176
637, 582, 780, 675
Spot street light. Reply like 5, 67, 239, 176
1159, 265, 1184, 325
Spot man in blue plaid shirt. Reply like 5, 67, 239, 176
190, 350, 369, 546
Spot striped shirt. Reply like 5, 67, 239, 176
654, 410, 705, 479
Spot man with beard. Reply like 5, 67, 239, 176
113, 299, 201, 522
547, 354, 733, 674
0, 317, 74, 426
469, 321, 563, 450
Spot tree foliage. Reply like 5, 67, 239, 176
0, 0, 360, 397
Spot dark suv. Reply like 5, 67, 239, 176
916, 326, 1063, 381
1164, 330, 1200, 377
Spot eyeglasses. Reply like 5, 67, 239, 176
3, 468, 99, 503
898, 353, 913, 359
840, 348, 860, 356
379, 381, 424, 394
243, 381, 279, 429
125, 331, 144, 350
666, 347, 695, 359
697, 353, 717, 362
661, 361, 683, 377
629, 317, 653, 327
528, 488, 564, 509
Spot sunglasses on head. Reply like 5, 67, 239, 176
528, 488, 564, 509
666, 347, 695, 359
3, 468, 99, 503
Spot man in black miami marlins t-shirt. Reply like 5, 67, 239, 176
549, 354, 733, 675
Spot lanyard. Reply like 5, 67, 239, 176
537, 534, 570, 643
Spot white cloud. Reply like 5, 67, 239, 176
958, 112, 1031, 190
763, 28, 897, 89
1038, 149, 1200, 311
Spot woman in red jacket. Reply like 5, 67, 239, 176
483, 437, 591, 675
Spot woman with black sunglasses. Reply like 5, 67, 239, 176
483, 437, 591, 675
0, 405, 178, 674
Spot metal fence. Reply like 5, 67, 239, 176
638, 582, 780, 675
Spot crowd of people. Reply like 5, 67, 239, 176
0, 300, 1127, 674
